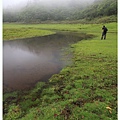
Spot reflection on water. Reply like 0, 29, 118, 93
3, 33, 83, 92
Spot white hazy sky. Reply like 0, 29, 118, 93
3, 0, 94, 8
3, 0, 26, 8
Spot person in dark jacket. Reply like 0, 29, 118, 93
101, 25, 108, 40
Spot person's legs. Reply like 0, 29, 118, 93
101, 32, 104, 40
104, 34, 106, 39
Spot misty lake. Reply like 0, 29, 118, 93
3, 32, 86, 92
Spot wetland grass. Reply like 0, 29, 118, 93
3, 22, 117, 119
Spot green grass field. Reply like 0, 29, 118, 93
3, 22, 117, 120
3, 24, 55, 40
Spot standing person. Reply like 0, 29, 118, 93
101, 25, 108, 40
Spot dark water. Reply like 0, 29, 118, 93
3, 33, 84, 92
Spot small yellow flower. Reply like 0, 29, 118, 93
106, 106, 112, 110
106, 106, 112, 114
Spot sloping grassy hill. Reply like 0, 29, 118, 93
3, 22, 117, 119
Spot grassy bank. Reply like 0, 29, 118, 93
3, 24, 55, 40
3, 22, 117, 119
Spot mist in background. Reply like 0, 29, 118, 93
3, 0, 95, 9
3, 0, 117, 23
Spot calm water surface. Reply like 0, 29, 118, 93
3, 33, 82, 92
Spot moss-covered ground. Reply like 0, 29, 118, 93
3, 22, 117, 119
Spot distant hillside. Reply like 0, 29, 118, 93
77, 0, 117, 19
3, 0, 117, 23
